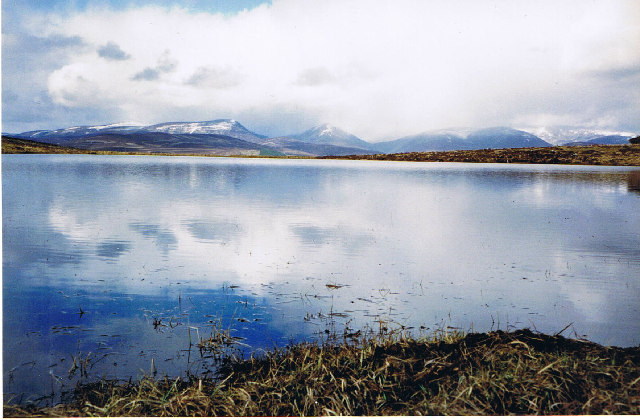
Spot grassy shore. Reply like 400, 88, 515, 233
323, 144, 640, 166
4, 135, 640, 165
4, 329, 639, 416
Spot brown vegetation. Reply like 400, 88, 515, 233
5, 329, 639, 416
1, 136, 96, 154
325, 144, 640, 166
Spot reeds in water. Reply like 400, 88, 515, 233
4, 328, 640, 416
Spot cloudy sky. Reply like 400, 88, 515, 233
2, 0, 639, 140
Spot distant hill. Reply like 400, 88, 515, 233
144, 119, 266, 144
374, 127, 551, 153
560, 135, 632, 146
260, 136, 377, 156
46, 132, 273, 155
523, 127, 635, 145
374, 133, 469, 153
465, 127, 551, 149
288, 124, 378, 151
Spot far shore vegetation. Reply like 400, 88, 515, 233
3, 135, 640, 166
4, 328, 639, 416
326, 142, 640, 166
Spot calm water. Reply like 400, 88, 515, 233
3, 154, 640, 403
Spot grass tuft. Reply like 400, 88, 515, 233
4, 328, 639, 416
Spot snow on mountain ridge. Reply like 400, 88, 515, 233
520, 127, 636, 145
146, 120, 241, 135
17, 123, 145, 138
291, 124, 376, 150
141, 119, 269, 144
416, 127, 475, 139
11, 118, 267, 143
318, 124, 337, 137
87, 122, 145, 130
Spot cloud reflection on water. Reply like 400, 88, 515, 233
4, 156, 640, 403
4, 156, 640, 344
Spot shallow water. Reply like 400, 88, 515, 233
3, 155, 640, 403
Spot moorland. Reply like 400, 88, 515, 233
3, 135, 640, 166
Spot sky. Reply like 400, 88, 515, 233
2, 0, 639, 141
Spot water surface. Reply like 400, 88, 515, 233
3, 155, 640, 403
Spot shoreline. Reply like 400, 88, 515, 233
3, 135, 640, 166
322, 143, 640, 166
4, 328, 639, 416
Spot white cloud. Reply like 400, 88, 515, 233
14, 0, 640, 139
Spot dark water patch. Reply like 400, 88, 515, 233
3, 283, 305, 405
96, 240, 131, 260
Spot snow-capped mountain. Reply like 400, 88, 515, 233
144, 119, 267, 143
15, 119, 266, 144
9, 119, 378, 157
465, 127, 551, 149
375, 127, 551, 153
289, 124, 376, 150
18, 122, 145, 139
9, 118, 636, 156
374, 133, 469, 154
521, 127, 636, 145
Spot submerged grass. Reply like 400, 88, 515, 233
5, 328, 639, 416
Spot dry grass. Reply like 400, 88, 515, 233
326, 144, 640, 166
5, 329, 639, 417
1, 136, 98, 155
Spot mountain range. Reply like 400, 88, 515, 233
521, 126, 637, 146
373, 127, 552, 153
6, 120, 636, 156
